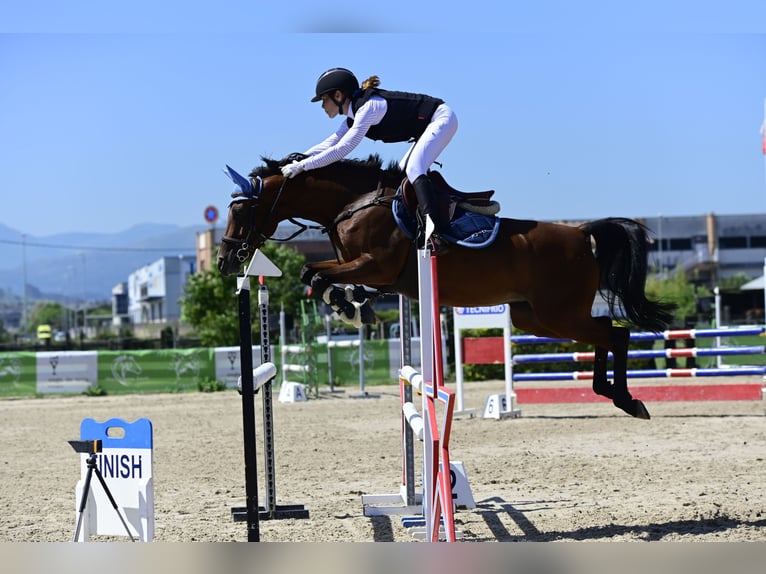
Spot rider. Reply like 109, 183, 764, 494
280, 67, 458, 253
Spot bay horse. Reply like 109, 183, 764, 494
217, 154, 676, 419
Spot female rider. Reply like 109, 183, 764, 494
280, 67, 458, 252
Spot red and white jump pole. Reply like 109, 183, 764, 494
361, 247, 462, 541
411, 248, 457, 542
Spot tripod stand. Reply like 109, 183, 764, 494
71, 440, 135, 542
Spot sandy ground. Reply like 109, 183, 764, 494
1, 378, 765, 543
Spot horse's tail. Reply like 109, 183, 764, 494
582, 217, 676, 333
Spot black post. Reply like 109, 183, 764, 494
237, 278, 260, 542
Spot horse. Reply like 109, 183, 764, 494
217, 154, 676, 419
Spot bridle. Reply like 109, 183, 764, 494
220, 175, 325, 263
220, 176, 264, 263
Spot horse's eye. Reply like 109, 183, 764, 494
232, 203, 249, 222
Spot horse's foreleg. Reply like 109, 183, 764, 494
343, 285, 378, 325
310, 274, 362, 327
310, 253, 401, 286
303, 254, 403, 327
301, 260, 337, 285
309, 274, 376, 327
610, 325, 650, 420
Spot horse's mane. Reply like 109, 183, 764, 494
250, 153, 403, 181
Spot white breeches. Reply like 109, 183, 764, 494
399, 103, 458, 181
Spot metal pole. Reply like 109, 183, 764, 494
279, 304, 287, 386
237, 277, 260, 541
399, 296, 416, 507
259, 281, 278, 519
326, 314, 335, 392
358, 325, 365, 395
763, 258, 766, 332
82, 253, 87, 337
714, 286, 722, 368
21, 234, 28, 332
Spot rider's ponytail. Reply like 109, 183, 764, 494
361, 75, 380, 90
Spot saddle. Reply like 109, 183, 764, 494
399, 171, 500, 219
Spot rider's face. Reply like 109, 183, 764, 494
320, 90, 346, 118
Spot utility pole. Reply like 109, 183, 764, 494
81, 253, 87, 337
21, 233, 28, 332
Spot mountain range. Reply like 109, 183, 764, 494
0, 222, 210, 304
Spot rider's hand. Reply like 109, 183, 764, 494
281, 161, 305, 179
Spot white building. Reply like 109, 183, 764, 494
125, 256, 196, 325
639, 213, 766, 283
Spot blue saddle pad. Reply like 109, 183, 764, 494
392, 196, 500, 249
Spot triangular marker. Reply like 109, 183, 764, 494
245, 249, 283, 278
236, 250, 282, 294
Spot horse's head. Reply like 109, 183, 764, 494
216, 157, 288, 275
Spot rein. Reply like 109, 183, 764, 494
259, 178, 326, 242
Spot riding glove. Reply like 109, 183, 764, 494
281, 161, 305, 179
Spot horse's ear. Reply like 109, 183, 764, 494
223, 165, 254, 198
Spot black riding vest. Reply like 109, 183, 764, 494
347, 88, 445, 143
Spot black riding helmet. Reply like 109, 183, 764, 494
311, 67, 359, 102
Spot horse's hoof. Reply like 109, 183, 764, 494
614, 397, 651, 419
633, 399, 651, 420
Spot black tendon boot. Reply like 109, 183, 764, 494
412, 174, 450, 254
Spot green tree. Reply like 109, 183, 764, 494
180, 243, 307, 346
28, 301, 66, 330
718, 273, 750, 291
645, 266, 711, 326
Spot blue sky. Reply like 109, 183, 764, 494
2, 2, 766, 237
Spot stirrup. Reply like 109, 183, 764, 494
429, 234, 450, 255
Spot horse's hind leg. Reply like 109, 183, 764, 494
592, 317, 613, 399
513, 303, 623, 411
609, 325, 650, 420
521, 304, 650, 420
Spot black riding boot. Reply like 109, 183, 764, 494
412, 174, 450, 254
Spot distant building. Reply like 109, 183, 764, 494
124, 255, 196, 325
196, 227, 224, 274
638, 213, 766, 284
111, 282, 129, 327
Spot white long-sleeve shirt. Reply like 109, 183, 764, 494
300, 95, 388, 171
